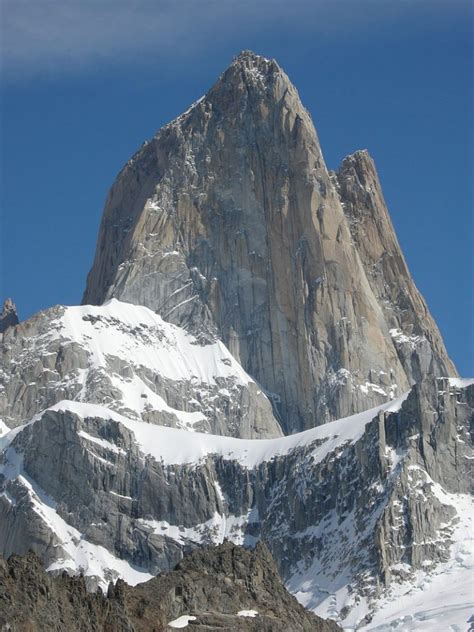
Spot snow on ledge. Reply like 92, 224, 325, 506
447, 377, 474, 388
25, 390, 410, 469
237, 609, 258, 618
168, 615, 197, 628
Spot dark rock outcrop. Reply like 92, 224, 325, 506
0, 299, 18, 334
0, 544, 340, 631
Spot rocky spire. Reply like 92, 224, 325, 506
335, 149, 456, 382
0, 299, 18, 334
82, 51, 456, 432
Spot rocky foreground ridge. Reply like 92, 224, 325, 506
0, 542, 340, 631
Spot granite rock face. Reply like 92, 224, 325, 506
83, 51, 455, 431
1, 376, 471, 627
0, 544, 340, 631
334, 150, 457, 384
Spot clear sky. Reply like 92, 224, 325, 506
0, 1, 472, 374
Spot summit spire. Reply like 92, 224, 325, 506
83, 53, 456, 432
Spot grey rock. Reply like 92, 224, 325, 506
0, 378, 471, 625
82, 51, 456, 432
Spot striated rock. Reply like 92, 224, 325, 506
0, 544, 339, 632
334, 150, 456, 383
82, 51, 456, 431
0, 299, 18, 334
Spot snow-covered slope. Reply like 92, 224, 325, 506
26, 393, 407, 469
0, 393, 407, 593
360, 490, 473, 631
0, 299, 282, 439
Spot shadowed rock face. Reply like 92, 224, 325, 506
82, 50, 455, 432
0, 299, 18, 334
0, 544, 340, 632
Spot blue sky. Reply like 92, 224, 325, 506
1, 1, 472, 374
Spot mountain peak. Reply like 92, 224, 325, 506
213, 49, 286, 96
83, 51, 456, 432
231, 49, 275, 69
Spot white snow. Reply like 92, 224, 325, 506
359, 491, 474, 632
59, 299, 252, 387
6, 298, 271, 436
0, 452, 153, 592
108, 373, 206, 430
237, 609, 258, 618
287, 443, 474, 632
167, 615, 197, 628
77, 430, 126, 455
448, 377, 474, 388
359, 382, 387, 397
389, 328, 424, 350
41, 392, 409, 469
137, 509, 259, 548
295, 474, 474, 631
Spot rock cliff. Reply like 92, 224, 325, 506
83, 51, 455, 432
1, 352, 471, 627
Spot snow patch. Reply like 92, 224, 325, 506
237, 609, 258, 618
58, 299, 252, 387
389, 328, 424, 350
448, 377, 474, 389
168, 615, 197, 628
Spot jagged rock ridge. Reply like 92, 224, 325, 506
83, 50, 456, 432
0, 543, 340, 631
